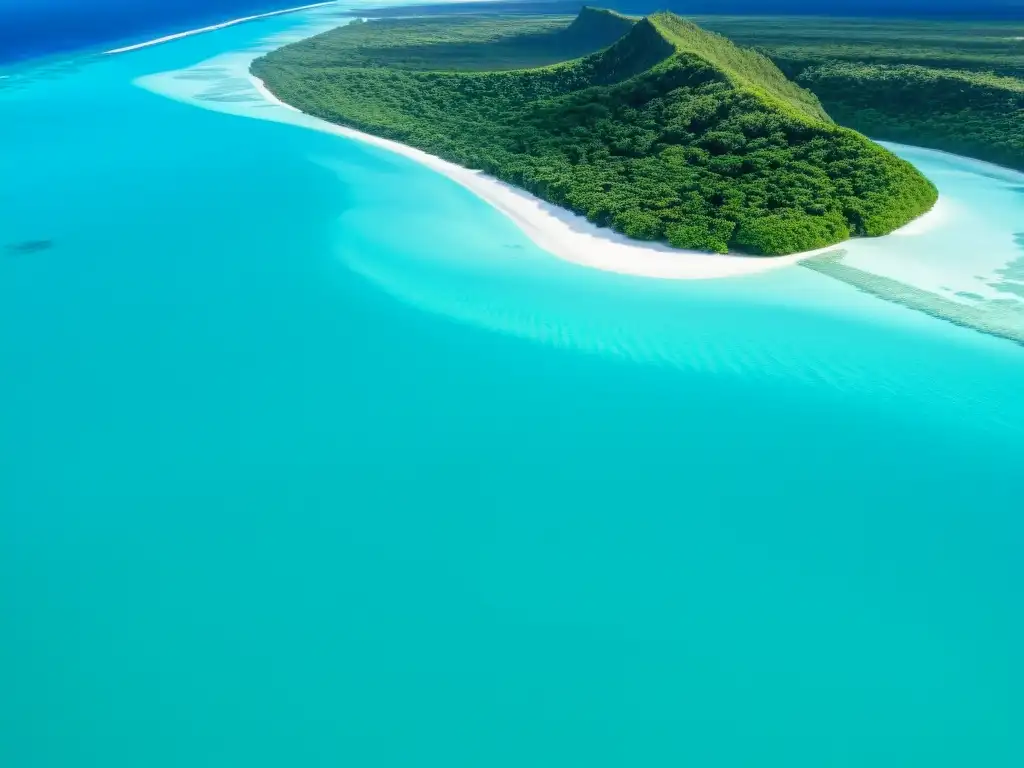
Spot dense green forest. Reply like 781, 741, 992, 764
690, 15, 1024, 170
298, 11, 636, 71
797, 63, 1024, 171
690, 15, 1024, 77
252, 8, 937, 255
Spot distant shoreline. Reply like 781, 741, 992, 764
104, 2, 338, 55
250, 73, 885, 280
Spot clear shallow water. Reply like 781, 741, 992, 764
1, 5, 1023, 767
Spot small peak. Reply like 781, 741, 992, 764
564, 6, 637, 41
586, 14, 675, 84
572, 6, 632, 22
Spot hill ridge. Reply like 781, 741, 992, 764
581, 15, 675, 83
592, 11, 832, 122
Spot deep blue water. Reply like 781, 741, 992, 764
0, 0, 316, 63
2, 0, 1022, 66
1, 4, 1023, 767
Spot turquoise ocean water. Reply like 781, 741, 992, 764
2, 5, 1023, 766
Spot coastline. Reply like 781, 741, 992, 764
875, 140, 1024, 184
104, 2, 339, 55
889, 195, 952, 237
249, 75, 876, 281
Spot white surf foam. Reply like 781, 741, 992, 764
104, 2, 338, 55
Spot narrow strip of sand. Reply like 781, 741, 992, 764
248, 74, 859, 281
105, 2, 338, 55
889, 196, 953, 236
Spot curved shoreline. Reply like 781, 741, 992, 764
104, 2, 339, 55
889, 196, 952, 236
250, 76, 889, 280
246, 72, 1023, 348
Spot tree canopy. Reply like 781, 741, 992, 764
689, 14, 1024, 172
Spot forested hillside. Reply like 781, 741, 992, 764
691, 15, 1024, 78
797, 64, 1024, 171
293, 10, 635, 71
684, 15, 1024, 170
365, 2, 1024, 22
253, 8, 937, 255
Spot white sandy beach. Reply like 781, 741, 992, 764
104, 2, 339, 54
889, 196, 953, 236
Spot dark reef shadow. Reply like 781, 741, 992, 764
6, 239, 54, 255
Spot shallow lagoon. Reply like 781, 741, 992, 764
1, 4, 1023, 767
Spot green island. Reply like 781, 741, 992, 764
252, 8, 938, 256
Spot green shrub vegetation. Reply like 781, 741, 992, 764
252, 8, 937, 256
692, 15, 1024, 171
691, 15, 1024, 79
797, 64, 1024, 172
